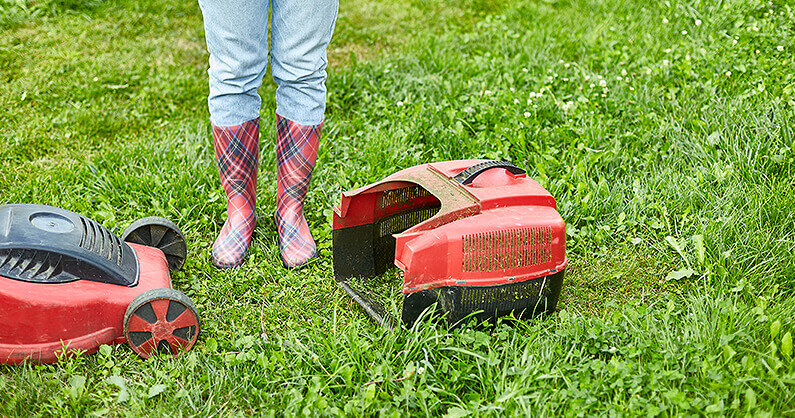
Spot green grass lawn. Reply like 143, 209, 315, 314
1, 0, 794, 415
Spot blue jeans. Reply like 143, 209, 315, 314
198, 0, 338, 127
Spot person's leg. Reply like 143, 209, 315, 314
199, 0, 269, 268
270, 0, 338, 268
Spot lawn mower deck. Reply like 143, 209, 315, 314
333, 160, 566, 326
0, 204, 198, 364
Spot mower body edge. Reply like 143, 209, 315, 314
0, 243, 171, 364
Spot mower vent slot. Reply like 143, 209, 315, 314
0, 249, 64, 283
79, 216, 124, 266
460, 277, 549, 315
378, 206, 441, 238
378, 186, 433, 209
462, 227, 552, 272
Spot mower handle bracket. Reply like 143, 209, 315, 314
453, 160, 526, 185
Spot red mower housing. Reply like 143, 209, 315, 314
0, 205, 199, 364
333, 160, 567, 326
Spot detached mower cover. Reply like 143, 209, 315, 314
333, 160, 566, 326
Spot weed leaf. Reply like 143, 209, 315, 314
106, 376, 130, 403
782, 332, 793, 357
665, 236, 690, 268
68, 376, 86, 389
665, 268, 696, 282
692, 235, 705, 266
771, 320, 781, 339
443, 407, 471, 418
148, 384, 167, 398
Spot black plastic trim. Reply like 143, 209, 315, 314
402, 270, 565, 327
453, 160, 526, 185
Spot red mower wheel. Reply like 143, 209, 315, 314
123, 288, 200, 359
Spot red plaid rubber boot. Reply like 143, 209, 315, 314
275, 114, 321, 268
211, 119, 259, 268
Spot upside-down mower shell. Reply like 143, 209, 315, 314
332, 160, 567, 326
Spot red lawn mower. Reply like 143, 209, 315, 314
0, 204, 199, 365
333, 160, 567, 326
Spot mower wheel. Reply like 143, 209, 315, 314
123, 288, 200, 359
122, 217, 187, 271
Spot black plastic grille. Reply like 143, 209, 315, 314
378, 186, 433, 209
79, 216, 124, 266
401, 271, 565, 326
0, 249, 66, 283
378, 206, 440, 238
460, 276, 552, 316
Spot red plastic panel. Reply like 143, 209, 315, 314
397, 205, 566, 292
0, 243, 171, 364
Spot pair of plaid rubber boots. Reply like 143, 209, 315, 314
211, 115, 321, 269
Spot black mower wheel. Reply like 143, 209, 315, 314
122, 216, 187, 271
123, 288, 200, 359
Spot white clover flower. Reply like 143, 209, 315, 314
528, 92, 536, 99
599, 79, 607, 87
662, 17, 669, 24
533, 104, 538, 108
617, 76, 623, 81
464, 106, 475, 113
751, 26, 759, 31
646, 68, 652, 75
547, 76, 554, 82
417, 366, 426, 374
524, 112, 532, 118
484, 90, 492, 95
561, 101, 574, 112
397, 101, 403, 106
725, 71, 731, 77
662, 59, 670, 66
589, 83, 595, 88
629, 86, 635, 91
564, 63, 570, 68
621, 69, 628, 76
513, 99, 520, 104
732, 39, 738, 45
522, 67, 528, 72
695, 19, 702, 26
664, 48, 672, 53
585, 75, 591, 81
510, 87, 515, 92
681, 30, 688, 35
777, 46, 784, 52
